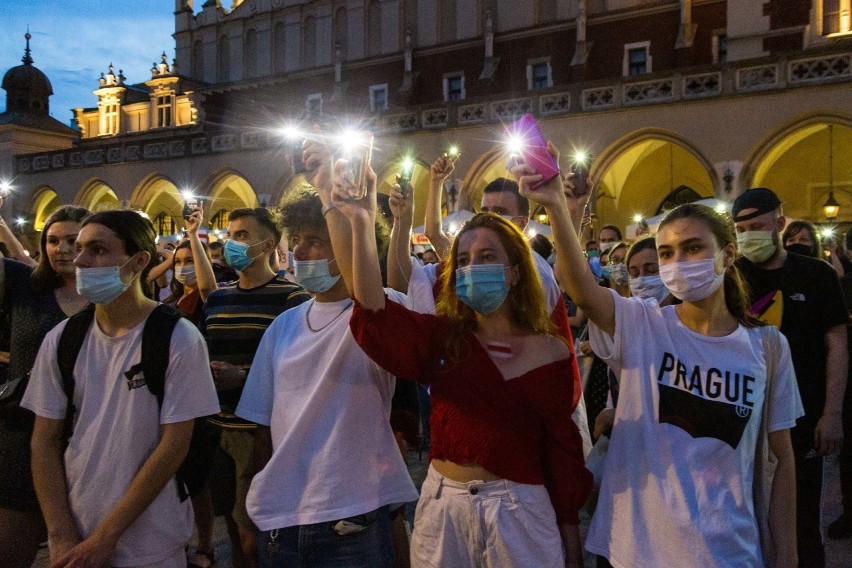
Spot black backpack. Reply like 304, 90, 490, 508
57, 304, 217, 501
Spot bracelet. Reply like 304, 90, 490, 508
321, 203, 335, 216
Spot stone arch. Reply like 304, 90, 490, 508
204, 169, 258, 226
375, 158, 432, 225
742, 112, 852, 223
460, 146, 515, 213
591, 129, 717, 230
129, 174, 183, 236
74, 178, 120, 212
27, 186, 61, 231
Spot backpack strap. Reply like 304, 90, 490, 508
137, 304, 184, 409
56, 304, 96, 438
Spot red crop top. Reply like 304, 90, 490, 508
351, 297, 592, 524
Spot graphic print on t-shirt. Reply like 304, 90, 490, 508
656, 352, 757, 449
749, 289, 783, 328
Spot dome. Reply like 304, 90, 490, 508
2, 63, 53, 96
1, 32, 52, 115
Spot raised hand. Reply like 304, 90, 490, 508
184, 208, 203, 236
303, 127, 334, 197
430, 153, 455, 182
331, 161, 377, 223
388, 180, 413, 221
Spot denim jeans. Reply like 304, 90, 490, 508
256, 505, 393, 568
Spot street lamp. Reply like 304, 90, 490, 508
823, 124, 841, 220
823, 191, 840, 220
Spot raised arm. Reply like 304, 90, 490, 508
424, 154, 453, 260
184, 210, 218, 302
0, 197, 36, 267
147, 243, 174, 283
330, 164, 385, 311
387, 182, 415, 293
512, 144, 615, 337
304, 132, 356, 296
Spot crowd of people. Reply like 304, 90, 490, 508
0, 127, 848, 568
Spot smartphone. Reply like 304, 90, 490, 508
335, 132, 374, 199
572, 162, 590, 196
398, 157, 414, 198
182, 198, 200, 220
506, 114, 559, 190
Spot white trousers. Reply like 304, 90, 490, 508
410, 464, 564, 568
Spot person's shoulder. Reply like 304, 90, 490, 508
786, 252, 840, 281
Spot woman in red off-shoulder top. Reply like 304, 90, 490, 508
327, 163, 592, 568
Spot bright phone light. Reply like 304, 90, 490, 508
279, 124, 302, 141
632, 214, 644, 224
14, 217, 26, 227
574, 150, 588, 165
820, 227, 836, 240
714, 200, 728, 214
506, 134, 524, 155
180, 190, 195, 201
0, 180, 11, 194
401, 156, 415, 173
448, 145, 460, 157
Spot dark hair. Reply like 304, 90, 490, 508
208, 241, 224, 252
482, 178, 530, 216
530, 233, 553, 260
608, 241, 628, 260
82, 210, 158, 298
599, 224, 623, 240
437, 212, 555, 358
585, 239, 598, 248
278, 187, 389, 257
658, 203, 763, 327
625, 236, 657, 268
31, 205, 90, 294
228, 207, 282, 245
782, 220, 819, 258
165, 238, 210, 304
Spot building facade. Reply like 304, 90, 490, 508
2, 0, 851, 246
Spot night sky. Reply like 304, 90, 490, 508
1, 0, 178, 125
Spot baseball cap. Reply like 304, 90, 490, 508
732, 188, 782, 222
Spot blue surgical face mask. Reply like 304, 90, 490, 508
601, 265, 612, 280
293, 259, 341, 293
76, 255, 137, 305
223, 239, 267, 272
455, 264, 510, 315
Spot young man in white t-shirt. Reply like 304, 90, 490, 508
236, 156, 417, 567
24, 210, 220, 568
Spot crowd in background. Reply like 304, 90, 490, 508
0, 126, 847, 568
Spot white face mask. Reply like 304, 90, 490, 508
76, 255, 137, 305
600, 241, 617, 252
658, 250, 726, 302
174, 265, 197, 286
629, 275, 670, 304
736, 230, 776, 264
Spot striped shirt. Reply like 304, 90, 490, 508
201, 275, 311, 427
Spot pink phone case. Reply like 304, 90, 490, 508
507, 114, 559, 189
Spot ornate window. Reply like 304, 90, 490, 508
623, 42, 651, 76
823, 0, 851, 35
303, 17, 316, 68
528, 59, 552, 90
369, 84, 388, 111
273, 22, 287, 73
368, 0, 382, 55
102, 103, 119, 135
155, 95, 173, 128
244, 29, 257, 78
217, 34, 230, 82
191, 40, 204, 80
443, 73, 465, 101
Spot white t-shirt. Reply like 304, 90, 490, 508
585, 290, 802, 568
22, 315, 221, 567
236, 291, 419, 530
408, 249, 560, 315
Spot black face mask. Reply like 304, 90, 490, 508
785, 243, 817, 258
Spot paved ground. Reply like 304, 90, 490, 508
34, 455, 851, 566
